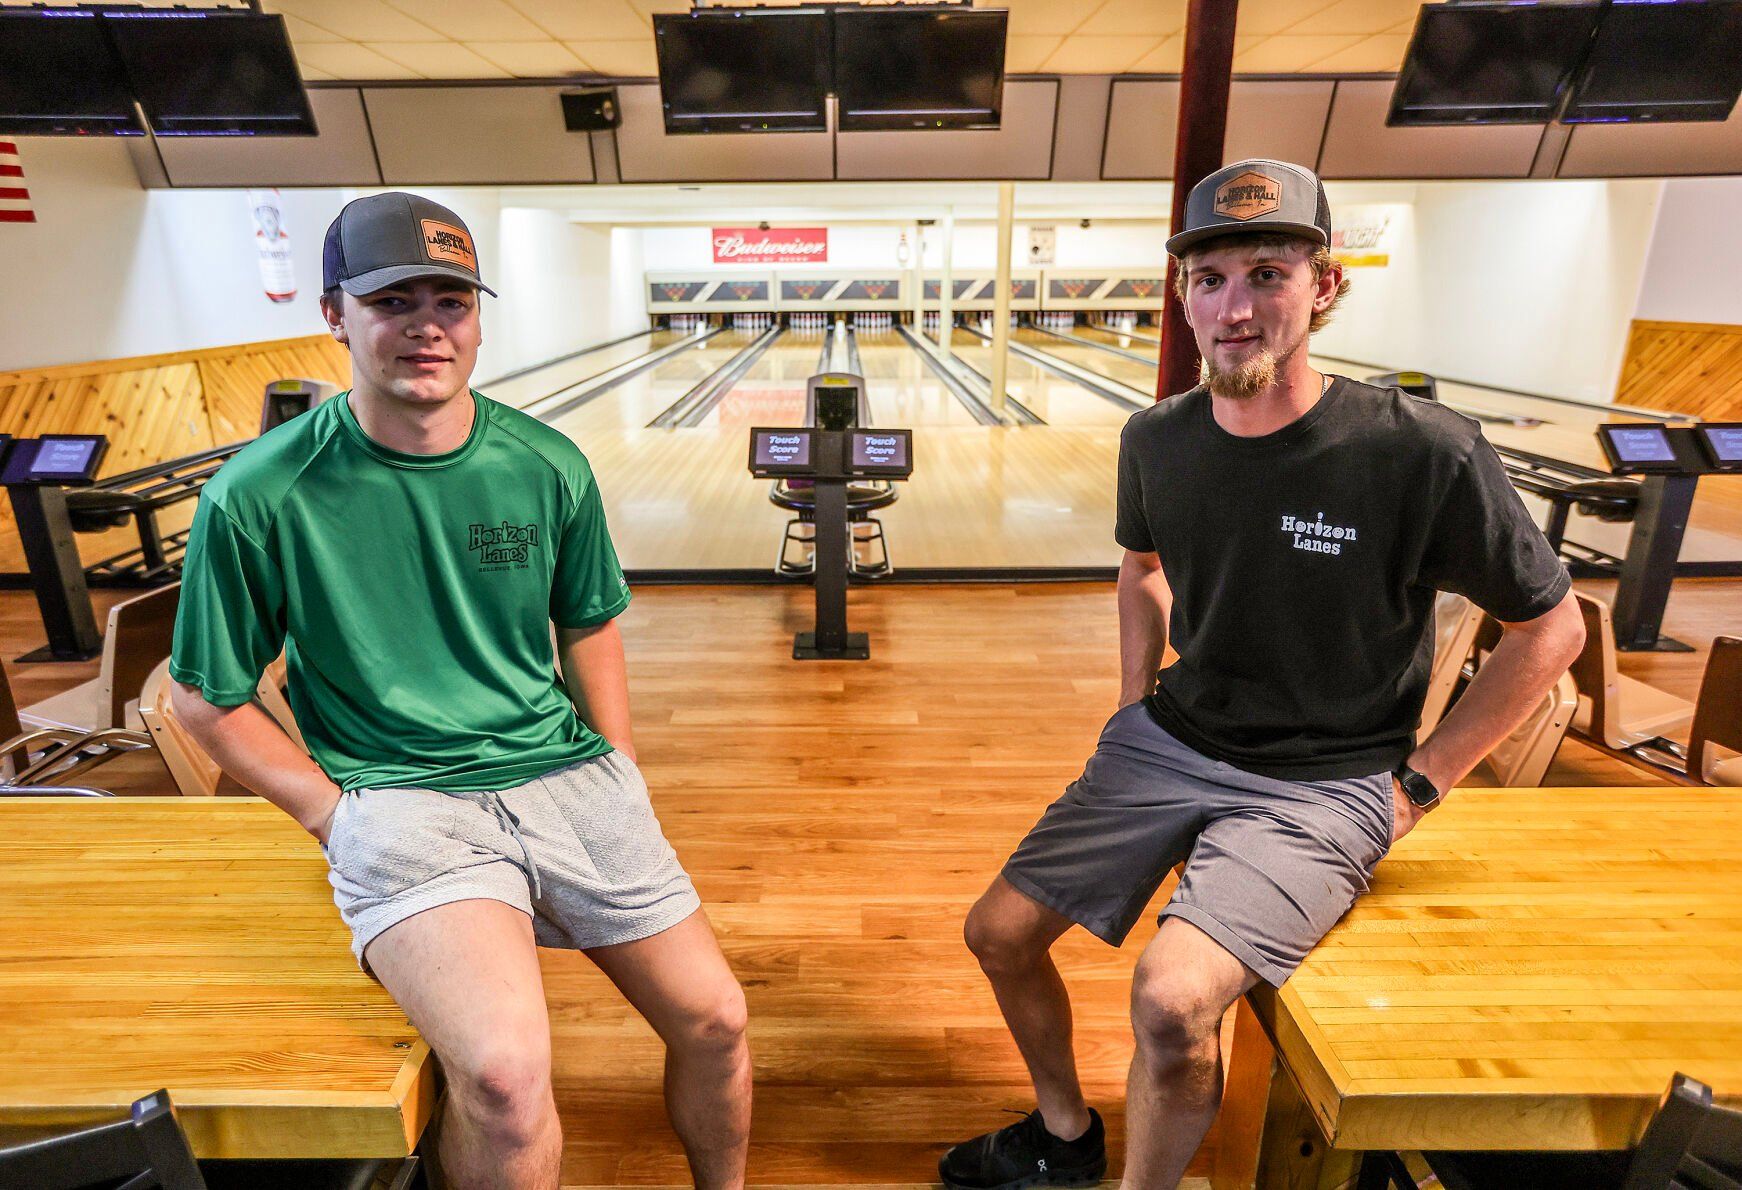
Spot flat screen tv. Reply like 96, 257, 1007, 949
654, 8, 831, 134
0, 10, 141, 136
103, 10, 315, 136
835, 6, 1007, 131
1561, 0, 1742, 123
1388, 0, 1602, 126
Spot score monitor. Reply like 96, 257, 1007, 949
0, 434, 109, 487
1695, 423, 1742, 474
847, 429, 914, 479
748, 427, 817, 478
1596, 423, 1686, 474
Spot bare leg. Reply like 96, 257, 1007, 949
364, 898, 561, 1190
587, 909, 751, 1190
963, 875, 1090, 1140
1121, 917, 1258, 1190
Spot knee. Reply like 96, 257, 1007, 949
674, 982, 749, 1057
447, 1043, 553, 1146
1129, 971, 1222, 1066
964, 899, 1046, 977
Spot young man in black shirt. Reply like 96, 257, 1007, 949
939, 159, 1587, 1190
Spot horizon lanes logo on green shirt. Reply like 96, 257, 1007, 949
469, 520, 541, 567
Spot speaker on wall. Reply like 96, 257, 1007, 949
562, 89, 620, 132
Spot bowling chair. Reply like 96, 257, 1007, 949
0, 662, 147, 795
18, 583, 180, 733
138, 655, 306, 797
1419, 593, 1483, 734
1359, 1072, 1741, 1190
1568, 593, 1695, 753
1688, 636, 1742, 786
1456, 614, 1579, 786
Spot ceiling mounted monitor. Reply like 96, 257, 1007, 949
1561, 0, 1742, 123
0, 10, 141, 137
654, 8, 831, 134
1388, 0, 1602, 126
103, 10, 315, 136
834, 6, 1007, 131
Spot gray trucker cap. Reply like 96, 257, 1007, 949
1165, 159, 1332, 258
322, 192, 497, 298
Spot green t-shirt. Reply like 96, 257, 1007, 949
169, 390, 631, 793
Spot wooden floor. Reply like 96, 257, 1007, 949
4, 574, 1737, 1186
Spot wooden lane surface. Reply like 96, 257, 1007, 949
0, 798, 433, 1159
1235, 787, 1742, 1171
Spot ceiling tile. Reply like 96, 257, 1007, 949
1277, 0, 1422, 35
1305, 31, 1410, 71
1006, 34, 1065, 72
1076, 0, 1189, 37
627, 0, 691, 20
1129, 34, 1182, 72
566, 39, 659, 76
299, 65, 338, 80
294, 40, 423, 78
505, 0, 650, 40
369, 42, 512, 78
999, 0, 1107, 37
1040, 34, 1158, 73
1233, 33, 1365, 72
277, 12, 345, 43
270, 0, 443, 41
470, 40, 590, 77
1236, 0, 1342, 36
1386, 15, 1419, 33
379, 0, 549, 41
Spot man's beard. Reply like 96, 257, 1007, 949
1202, 330, 1305, 400
1203, 347, 1276, 400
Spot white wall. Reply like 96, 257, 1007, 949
1, 139, 333, 371
0, 141, 624, 383
1631, 177, 1742, 327
1314, 179, 1662, 405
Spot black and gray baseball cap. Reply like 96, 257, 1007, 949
322, 192, 497, 298
1165, 159, 1332, 258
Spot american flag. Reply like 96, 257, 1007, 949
0, 141, 35, 224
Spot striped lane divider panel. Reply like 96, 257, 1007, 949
0, 141, 36, 224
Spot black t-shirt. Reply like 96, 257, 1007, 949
1115, 377, 1570, 780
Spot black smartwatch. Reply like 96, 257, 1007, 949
1394, 763, 1442, 810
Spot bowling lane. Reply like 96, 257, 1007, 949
1013, 326, 1156, 395
544, 328, 760, 439
487, 328, 685, 410
942, 329, 1135, 426
853, 329, 983, 426
697, 328, 821, 428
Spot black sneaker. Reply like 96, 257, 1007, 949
938, 1107, 1107, 1190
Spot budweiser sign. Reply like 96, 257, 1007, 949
713, 227, 827, 264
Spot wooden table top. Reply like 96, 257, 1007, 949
0, 798, 433, 1159
1248, 787, 1742, 1153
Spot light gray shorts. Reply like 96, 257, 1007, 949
324, 750, 701, 972
1002, 702, 1395, 987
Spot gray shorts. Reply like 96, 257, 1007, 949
1002, 703, 1395, 987
324, 750, 701, 972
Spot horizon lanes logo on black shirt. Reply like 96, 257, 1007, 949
1280, 512, 1356, 556
469, 520, 540, 568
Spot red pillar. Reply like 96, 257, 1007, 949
1157, 0, 1241, 401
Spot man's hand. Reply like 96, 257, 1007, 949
1390, 775, 1432, 843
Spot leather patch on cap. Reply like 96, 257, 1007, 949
1213, 171, 1282, 221
421, 219, 477, 269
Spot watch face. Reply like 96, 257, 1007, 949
1401, 768, 1440, 807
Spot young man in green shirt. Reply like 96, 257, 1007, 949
170, 193, 751, 1190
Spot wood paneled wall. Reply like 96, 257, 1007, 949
1615, 319, 1742, 420
0, 335, 350, 570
